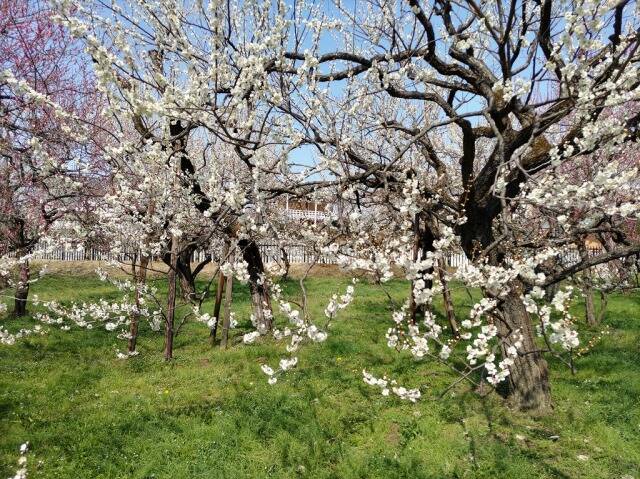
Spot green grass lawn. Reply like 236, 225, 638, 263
1, 273, 639, 478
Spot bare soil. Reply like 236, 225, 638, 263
31, 260, 355, 279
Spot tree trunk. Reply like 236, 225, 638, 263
460, 202, 552, 413
438, 259, 459, 337
584, 283, 597, 326
210, 241, 229, 344
597, 291, 608, 324
497, 286, 552, 413
177, 246, 196, 300
164, 240, 178, 360
544, 282, 559, 302
280, 245, 290, 281
409, 215, 420, 325
210, 271, 225, 345
13, 259, 30, 317
221, 273, 234, 349
179, 270, 196, 300
581, 268, 598, 326
163, 244, 197, 301
128, 254, 149, 354
238, 238, 272, 333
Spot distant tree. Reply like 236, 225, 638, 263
0, 0, 102, 315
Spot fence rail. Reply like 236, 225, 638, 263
284, 209, 328, 222
15, 244, 603, 269
19, 244, 334, 265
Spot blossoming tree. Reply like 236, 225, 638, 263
0, 0, 104, 316
33, 0, 640, 415
263, 0, 640, 412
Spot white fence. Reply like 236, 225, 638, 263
258, 244, 334, 264
284, 209, 328, 222
18, 244, 603, 268
21, 244, 333, 264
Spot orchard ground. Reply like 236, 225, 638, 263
1, 265, 639, 478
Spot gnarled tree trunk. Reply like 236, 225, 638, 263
461, 202, 552, 413
580, 267, 600, 326
238, 238, 272, 333
280, 245, 290, 281
164, 246, 196, 301
597, 290, 608, 324
497, 284, 552, 413
178, 265, 196, 301
163, 243, 204, 301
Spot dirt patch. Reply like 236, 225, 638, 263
31, 260, 357, 279
32, 260, 171, 278
386, 422, 402, 447
286, 263, 353, 279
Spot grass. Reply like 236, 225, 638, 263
0, 271, 639, 478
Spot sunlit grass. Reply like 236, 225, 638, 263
0, 272, 638, 478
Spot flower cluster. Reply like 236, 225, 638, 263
258, 280, 356, 384
7, 442, 29, 479
0, 326, 46, 346
220, 259, 251, 284
29, 269, 162, 356
362, 370, 421, 402
526, 287, 580, 351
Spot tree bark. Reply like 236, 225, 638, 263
280, 245, 290, 281
209, 271, 225, 345
460, 208, 552, 413
178, 268, 196, 300
13, 259, 30, 317
438, 259, 459, 337
597, 290, 608, 324
580, 268, 599, 326
210, 242, 229, 344
173, 247, 195, 301
584, 283, 597, 326
497, 285, 552, 413
163, 243, 198, 301
221, 273, 234, 349
128, 253, 149, 353
164, 239, 178, 360
544, 282, 559, 302
409, 215, 420, 325
238, 238, 272, 333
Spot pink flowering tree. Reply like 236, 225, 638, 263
0, 0, 103, 316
